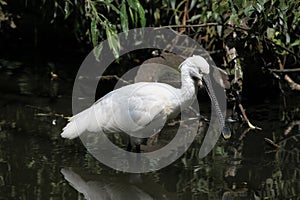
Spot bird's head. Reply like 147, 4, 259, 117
179, 55, 231, 139
179, 55, 210, 87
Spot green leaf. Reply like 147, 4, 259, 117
227, 13, 239, 24
244, 5, 254, 17
136, 1, 146, 27
126, 0, 136, 10
120, 1, 129, 33
128, 7, 135, 26
91, 19, 98, 47
290, 40, 300, 47
0, 0, 7, 5
64, 0, 71, 19
105, 23, 120, 58
217, 25, 222, 37
154, 8, 160, 24
175, 15, 180, 25
254, 1, 263, 13
285, 33, 290, 45
186, 14, 201, 22
189, 0, 197, 11
170, 0, 176, 9
105, 2, 121, 15
126, 0, 146, 27
267, 27, 275, 39
93, 44, 103, 62
134, 8, 138, 26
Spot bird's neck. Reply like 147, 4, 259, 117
180, 66, 198, 107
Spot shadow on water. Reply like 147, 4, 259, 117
0, 58, 299, 199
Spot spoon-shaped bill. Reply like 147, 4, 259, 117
221, 126, 231, 139
202, 75, 231, 139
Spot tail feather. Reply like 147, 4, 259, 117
61, 108, 91, 139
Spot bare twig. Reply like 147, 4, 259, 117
35, 112, 69, 119
264, 137, 281, 149
284, 74, 300, 91
284, 120, 300, 136
238, 128, 251, 141
97, 75, 132, 84
265, 37, 299, 59
181, 0, 189, 31
269, 68, 300, 73
154, 23, 251, 31
238, 103, 262, 130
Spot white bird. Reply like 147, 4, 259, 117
61, 55, 230, 152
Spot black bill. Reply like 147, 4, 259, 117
202, 74, 231, 139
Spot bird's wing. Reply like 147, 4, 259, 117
127, 94, 167, 126
97, 82, 176, 134
62, 82, 178, 138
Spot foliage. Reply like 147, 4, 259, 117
1, 0, 299, 70
82, 0, 146, 56
1, 0, 146, 57
49, 0, 145, 57
147, 0, 299, 70
55, 0, 146, 57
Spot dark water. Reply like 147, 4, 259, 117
0, 59, 299, 200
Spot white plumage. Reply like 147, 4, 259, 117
61, 55, 228, 152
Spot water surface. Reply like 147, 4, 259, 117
0, 59, 299, 200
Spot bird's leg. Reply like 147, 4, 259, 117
126, 139, 141, 153
126, 136, 142, 152
130, 137, 146, 153
126, 141, 132, 152
135, 144, 141, 153
132, 137, 142, 153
